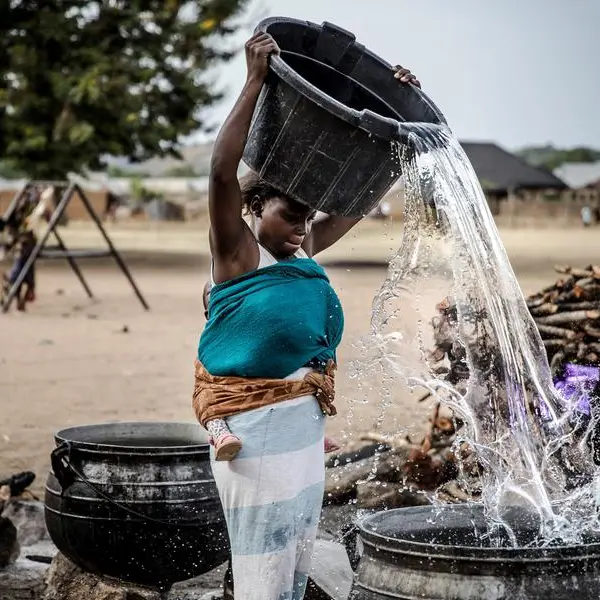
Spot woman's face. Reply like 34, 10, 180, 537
254, 196, 316, 258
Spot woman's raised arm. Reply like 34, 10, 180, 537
209, 33, 280, 263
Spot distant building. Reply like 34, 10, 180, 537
553, 161, 600, 189
458, 142, 569, 216
460, 141, 568, 196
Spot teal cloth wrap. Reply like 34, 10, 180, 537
198, 258, 344, 378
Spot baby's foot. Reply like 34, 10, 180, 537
324, 437, 341, 454
212, 432, 242, 461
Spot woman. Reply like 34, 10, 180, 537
194, 31, 420, 599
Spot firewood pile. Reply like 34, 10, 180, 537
526, 264, 600, 373
327, 265, 600, 511
326, 294, 487, 511
325, 406, 481, 510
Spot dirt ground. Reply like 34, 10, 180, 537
1, 218, 599, 494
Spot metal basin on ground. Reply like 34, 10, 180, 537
44, 421, 229, 590
353, 504, 600, 600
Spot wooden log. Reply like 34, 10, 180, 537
585, 264, 600, 277
325, 442, 391, 469
584, 324, 600, 339
325, 459, 376, 504
564, 343, 579, 358
536, 310, 600, 326
556, 290, 580, 303
324, 448, 410, 503
550, 351, 565, 373
541, 290, 560, 303
558, 286, 600, 303
554, 264, 572, 274
436, 480, 471, 503
526, 297, 546, 309
432, 365, 450, 376
543, 339, 567, 352
581, 286, 600, 300
557, 301, 600, 312
530, 303, 559, 316
554, 265, 594, 279
360, 432, 410, 449
402, 448, 446, 489
381, 451, 422, 484
429, 347, 446, 362
536, 324, 578, 339
356, 481, 431, 510
555, 276, 577, 290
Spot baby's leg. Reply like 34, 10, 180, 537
324, 437, 341, 453
206, 417, 231, 440
206, 418, 242, 461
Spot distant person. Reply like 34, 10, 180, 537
192, 29, 421, 600
105, 191, 121, 223
0, 186, 52, 310
581, 205, 594, 227
1, 215, 37, 310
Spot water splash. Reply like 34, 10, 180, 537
367, 123, 600, 546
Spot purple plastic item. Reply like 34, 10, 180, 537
553, 362, 600, 416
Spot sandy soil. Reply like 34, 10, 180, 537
1, 219, 598, 493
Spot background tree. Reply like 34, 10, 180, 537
0, 0, 250, 180
518, 144, 600, 171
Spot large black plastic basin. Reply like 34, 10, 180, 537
243, 17, 447, 217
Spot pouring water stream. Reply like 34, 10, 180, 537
362, 122, 600, 546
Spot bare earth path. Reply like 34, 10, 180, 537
1, 219, 598, 493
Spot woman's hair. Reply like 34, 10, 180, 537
239, 171, 287, 215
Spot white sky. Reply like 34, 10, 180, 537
194, 0, 599, 150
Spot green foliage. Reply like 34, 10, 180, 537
130, 175, 163, 204
130, 176, 146, 201
517, 145, 600, 171
106, 165, 149, 178
0, 1, 249, 179
0, 160, 26, 179
163, 164, 199, 177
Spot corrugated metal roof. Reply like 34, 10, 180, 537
460, 141, 568, 192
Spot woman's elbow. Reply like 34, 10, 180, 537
210, 154, 237, 184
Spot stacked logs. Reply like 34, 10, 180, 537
325, 408, 480, 510
326, 296, 486, 510
526, 265, 600, 373
328, 266, 600, 511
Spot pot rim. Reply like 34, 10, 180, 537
357, 504, 600, 562
54, 421, 210, 456
255, 16, 446, 143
